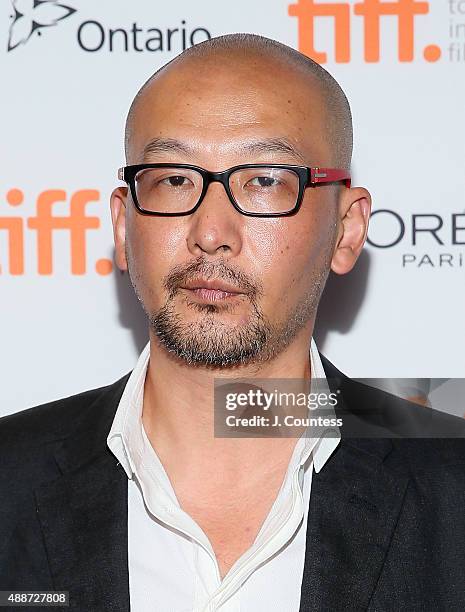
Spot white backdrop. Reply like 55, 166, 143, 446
2, 0, 464, 416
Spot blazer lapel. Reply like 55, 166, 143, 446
299, 438, 409, 611
33, 373, 131, 612
299, 355, 411, 611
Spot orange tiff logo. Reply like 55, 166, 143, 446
0, 188, 113, 275
288, 0, 441, 63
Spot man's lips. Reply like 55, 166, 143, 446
179, 278, 245, 301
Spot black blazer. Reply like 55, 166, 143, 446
1, 355, 465, 611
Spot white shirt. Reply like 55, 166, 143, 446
107, 339, 340, 612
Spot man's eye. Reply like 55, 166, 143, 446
248, 176, 280, 188
161, 175, 191, 187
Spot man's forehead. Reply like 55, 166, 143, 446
133, 67, 322, 116
127, 69, 328, 163
129, 125, 328, 167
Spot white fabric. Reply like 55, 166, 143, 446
107, 339, 340, 612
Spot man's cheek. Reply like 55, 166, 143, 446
132, 236, 164, 269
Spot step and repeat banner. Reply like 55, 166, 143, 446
1, 0, 464, 416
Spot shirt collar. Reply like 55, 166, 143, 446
107, 338, 340, 480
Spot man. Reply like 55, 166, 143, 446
1, 33, 464, 612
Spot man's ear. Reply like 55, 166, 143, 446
331, 186, 372, 275
110, 186, 128, 272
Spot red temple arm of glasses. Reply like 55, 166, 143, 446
310, 168, 351, 188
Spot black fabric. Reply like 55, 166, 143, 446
1, 356, 465, 611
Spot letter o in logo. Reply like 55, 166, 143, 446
367, 209, 405, 248
189, 28, 211, 46
77, 20, 105, 52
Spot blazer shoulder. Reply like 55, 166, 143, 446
0, 371, 132, 455
319, 352, 465, 467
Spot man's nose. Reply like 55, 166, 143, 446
185, 181, 243, 257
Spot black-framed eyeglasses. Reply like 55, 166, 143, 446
118, 163, 351, 218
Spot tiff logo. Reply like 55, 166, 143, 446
0, 189, 113, 275
288, 0, 441, 63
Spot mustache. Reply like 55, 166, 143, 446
164, 257, 262, 300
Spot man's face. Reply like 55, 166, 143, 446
112, 53, 342, 368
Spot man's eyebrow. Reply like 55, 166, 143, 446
142, 138, 194, 159
241, 138, 307, 163
141, 136, 307, 162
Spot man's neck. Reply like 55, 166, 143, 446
141, 327, 314, 489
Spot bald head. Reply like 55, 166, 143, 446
124, 33, 353, 169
